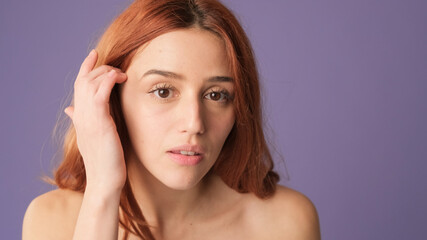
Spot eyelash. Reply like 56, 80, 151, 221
148, 83, 175, 101
148, 83, 233, 103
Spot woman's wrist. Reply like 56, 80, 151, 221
84, 183, 123, 202
72, 184, 122, 240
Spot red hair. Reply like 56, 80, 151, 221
53, 0, 279, 239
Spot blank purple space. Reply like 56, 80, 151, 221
1, 0, 426, 239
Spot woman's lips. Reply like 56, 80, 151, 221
166, 144, 205, 165
167, 151, 203, 166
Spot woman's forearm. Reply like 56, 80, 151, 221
72, 187, 121, 240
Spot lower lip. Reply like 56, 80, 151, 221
167, 152, 203, 166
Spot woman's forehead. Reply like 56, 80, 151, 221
129, 28, 231, 77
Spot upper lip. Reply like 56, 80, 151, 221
167, 144, 205, 155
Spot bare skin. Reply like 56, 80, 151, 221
23, 182, 320, 239
23, 28, 320, 239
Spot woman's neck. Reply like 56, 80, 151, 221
125, 156, 218, 230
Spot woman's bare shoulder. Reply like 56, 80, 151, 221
22, 188, 83, 240
243, 185, 321, 240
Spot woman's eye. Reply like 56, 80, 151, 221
205, 91, 229, 102
153, 88, 173, 99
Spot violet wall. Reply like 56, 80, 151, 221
1, 0, 426, 239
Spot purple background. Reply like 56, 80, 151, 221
1, 0, 426, 239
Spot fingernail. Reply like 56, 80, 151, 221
89, 49, 95, 56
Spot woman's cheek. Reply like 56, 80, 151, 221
130, 101, 172, 142
205, 108, 234, 136
137, 99, 177, 132
140, 99, 176, 117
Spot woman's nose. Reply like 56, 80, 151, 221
178, 97, 206, 135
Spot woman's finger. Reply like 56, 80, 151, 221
95, 70, 127, 103
64, 106, 74, 120
86, 65, 122, 83
77, 49, 98, 77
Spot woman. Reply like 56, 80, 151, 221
23, 0, 320, 239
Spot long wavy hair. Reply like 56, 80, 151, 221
53, 0, 279, 239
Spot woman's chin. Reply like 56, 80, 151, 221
158, 172, 206, 191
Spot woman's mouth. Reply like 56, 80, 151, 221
167, 151, 203, 165
170, 150, 201, 156
167, 145, 205, 165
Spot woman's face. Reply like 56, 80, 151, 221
120, 28, 235, 190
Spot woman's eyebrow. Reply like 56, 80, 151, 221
141, 69, 233, 82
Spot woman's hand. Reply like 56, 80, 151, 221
64, 49, 128, 194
